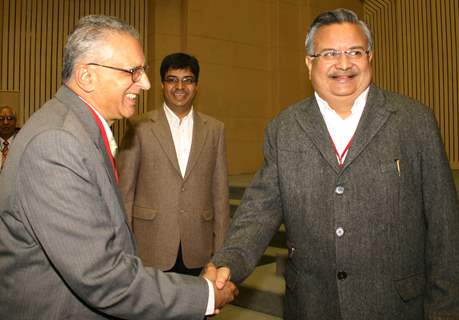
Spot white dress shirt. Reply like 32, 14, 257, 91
164, 103, 193, 177
316, 88, 369, 164
163, 103, 216, 314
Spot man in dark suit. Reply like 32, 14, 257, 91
0, 105, 19, 172
204, 8, 459, 320
117, 53, 230, 276
0, 15, 236, 319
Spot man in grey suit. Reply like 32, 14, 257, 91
0, 15, 236, 319
117, 53, 230, 276
204, 8, 459, 320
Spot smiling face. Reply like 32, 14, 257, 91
86, 32, 151, 123
305, 22, 373, 109
161, 68, 198, 116
0, 107, 17, 140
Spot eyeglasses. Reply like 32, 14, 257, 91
309, 48, 370, 60
0, 116, 16, 121
163, 76, 196, 85
87, 63, 148, 82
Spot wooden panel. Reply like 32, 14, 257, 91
364, 0, 459, 169
0, 0, 148, 142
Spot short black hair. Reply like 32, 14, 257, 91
160, 53, 200, 83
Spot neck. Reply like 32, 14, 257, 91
1, 133, 13, 141
66, 82, 113, 126
168, 105, 192, 120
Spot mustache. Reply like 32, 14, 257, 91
328, 70, 359, 78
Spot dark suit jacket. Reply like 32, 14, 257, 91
212, 85, 459, 320
117, 107, 230, 270
0, 86, 209, 319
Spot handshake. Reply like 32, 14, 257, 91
201, 263, 238, 315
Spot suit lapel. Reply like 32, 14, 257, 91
342, 85, 395, 169
148, 108, 182, 175
184, 112, 208, 181
294, 98, 342, 173
55, 86, 125, 210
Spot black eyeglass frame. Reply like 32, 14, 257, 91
86, 63, 148, 82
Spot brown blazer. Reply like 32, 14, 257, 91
117, 107, 230, 270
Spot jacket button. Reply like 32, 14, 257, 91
335, 186, 344, 195
337, 271, 347, 280
336, 227, 344, 237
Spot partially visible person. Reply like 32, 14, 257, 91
0, 15, 237, 319
117, 52, 230, 276
205, 8, 459, 320
0, 106, 19, 171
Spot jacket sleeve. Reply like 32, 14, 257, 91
18, 129, 208, 319
211, 119, 284, 282
420, 109, 459, 318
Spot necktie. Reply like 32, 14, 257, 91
1, 140, 9, 170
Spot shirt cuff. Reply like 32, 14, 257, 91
204, 277, 215, 315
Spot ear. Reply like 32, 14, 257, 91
305, 56, 313, 80
368, 51, 373, 63
74, 64, 96, 93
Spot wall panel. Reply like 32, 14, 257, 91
364, 0, 459, 169
0, 0, 148, 143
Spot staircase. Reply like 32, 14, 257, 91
223, 174, 286, 318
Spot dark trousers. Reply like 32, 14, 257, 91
165, 244, 202, 276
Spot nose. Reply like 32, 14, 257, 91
335, 53, 352, 70
137, 72, 151, 90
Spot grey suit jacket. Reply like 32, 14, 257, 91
212, 85, 459, 320
117, 107, 229, 270
0, 86, 209, 319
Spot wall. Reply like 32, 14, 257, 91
364, 0, 459, 169
151, 0, 363, 174
0, 0, 148, 139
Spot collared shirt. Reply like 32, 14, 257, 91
316, 87, 369, 163
164, 103, 194, 177
163, 103, 216, 314
79, 98, 117, 157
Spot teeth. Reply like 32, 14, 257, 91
126, 94, 137, 99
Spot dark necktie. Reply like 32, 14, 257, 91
1, 140, 9, 170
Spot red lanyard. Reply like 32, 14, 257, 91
84, 104, 119, 183
330, 136, 353, 167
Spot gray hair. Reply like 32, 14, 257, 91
304, 8, 373, 56
62, 15, 139, 81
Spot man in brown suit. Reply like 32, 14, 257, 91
117, 52, 230, 276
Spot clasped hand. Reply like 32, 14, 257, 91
201, 262, 237, 315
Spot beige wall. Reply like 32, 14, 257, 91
150, 0, 363, 174
0, 0, 149, 138
2, 0, 456, 173
364, 0, 459, 169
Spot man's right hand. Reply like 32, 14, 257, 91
213, 278, 238, 313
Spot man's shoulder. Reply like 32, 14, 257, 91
370, 85, 431, 115
270, 96, 315, 124
195, 111, 224, 127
